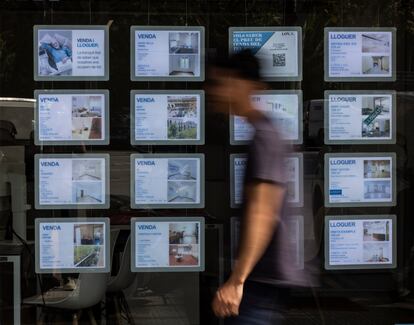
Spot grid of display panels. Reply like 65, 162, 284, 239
35, 217, 110, 273
325, 215, 397, 270
131, 217, 205, 272
130, 154, 205, 209
230, 153, 304, 208
130, 26, 205, 82
230, 90, 303, 145
33, 25, 109, 81
130, 90, 205, 145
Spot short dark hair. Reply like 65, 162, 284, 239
212, 49, 262, 82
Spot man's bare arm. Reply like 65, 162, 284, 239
230, 182, 285, 285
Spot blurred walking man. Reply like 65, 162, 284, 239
209, 50, 305, 324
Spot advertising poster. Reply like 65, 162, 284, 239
34, 25, 109, 81
230, 153, 303, 208
131, 154, 204, 209
35, 154, 110, 209
229, 27, 302, 81
231, 90, 303, 145
131, 217, 205, 272
231, 215, 304, 269
325, 90, 396, 144
325, 27, 396, 81
325, 153, 396, 207
325, 215, 396, 270
131, 90, 204, 145
35, 218, 110, 273
131, 26, 205, 81
35, 90, 109, 145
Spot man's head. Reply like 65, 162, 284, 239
51, 38, 60, 49
207, 49, 264, 117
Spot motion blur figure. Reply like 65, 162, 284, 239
208, 50, 306, 324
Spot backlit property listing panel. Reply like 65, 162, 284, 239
325, 153, 396, 207
325, 27, 396, 81
35, 218, 110, 273
325, 215, 397, 270
324, 90, 396, 144
131, 154, 205, 209
35, 90, 109, 145
131, 90, 204, 145
131, 26, 205, 81
229, 27, 302, 81
35, 154, 110, 209
231, 90, 303, 145
34, 25, 109, 81
131, 217, 205, 272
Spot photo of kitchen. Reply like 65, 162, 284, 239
168, 222, 199, 266
167, 95, 198, 139
361, 96, 391, 138
71, 95, 103, 140
363, 220, 390, 241
168, 32, 199, 76
363, 160, 391, 178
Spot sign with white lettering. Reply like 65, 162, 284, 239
35, 154, 110, 209
131, 217, 205, 272
325, 215, 396, 270
131, 90, 204, 145
34, 25, 109, 81
35, 217, 110, 273
325, 153, 396, 207
131, 26, 205, 81
324, 27, 396, 82
229, 27, 302, 81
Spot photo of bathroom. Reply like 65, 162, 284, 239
73, 223, 105, 268
361, 96, 391, 138
363, 220, 390, 242
73, 182, 103, 203
362, 33, 391, 53
168, 159, 198, 180
168, 222, 199, 266
38, 30, 73, 76
167, 181, 197, 203
363, 160, 391, 178
168, 32, 199, 76
363, 243, 391, 263
167, 96, 198, 139
72, 159, 102, 181
362, 56, 390, 75
71, 95, 103, 140
363, 180, 391, 200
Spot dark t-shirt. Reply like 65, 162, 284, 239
241, 113, 304, 286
